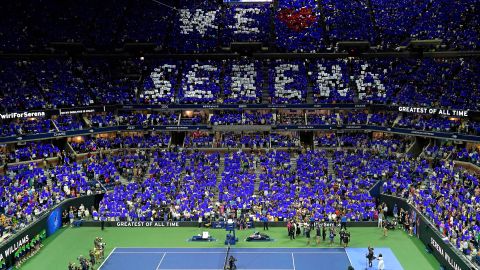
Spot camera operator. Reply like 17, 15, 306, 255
343, 229, 350, 248
78, 255, 90, 270
94, 237, 100, 249
94, 237, 106, 260
367, 245, 375, 267
99, 238, 106, 259
228, 255, 237, 270
89, 249, 96, 266
339, 229, 345, 245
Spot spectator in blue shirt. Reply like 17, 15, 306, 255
262, 216, 269, 231
341, 215, 347, 230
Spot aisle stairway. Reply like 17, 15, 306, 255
139, 154, 155, 183
261, 62, 270, 103
327, 153, 335, 179
46, 177, 53, 188
118, 175, 130, 185
253, 153, 299, 196
253, 158, 263, 195
213, 156, 225, 202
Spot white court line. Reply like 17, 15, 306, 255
155, 269, 221, 270
291, 253, 296, 270
115, 252, 165, 254
113, 251, 346, 254
155, 252, 166, 270
98, 247, 117, 270
345, 248, 353, 267
114, 246, 345, 249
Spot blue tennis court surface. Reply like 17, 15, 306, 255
346, 248, 404, 270
98, 247, 404, 270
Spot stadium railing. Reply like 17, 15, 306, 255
0, 194, 104, 269
380, 194, 476, 270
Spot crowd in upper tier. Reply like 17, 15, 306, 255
5, 142, 60, 163
424, 144, 480, 167
1, 58, 479, 111
0, 117, 53, 137
1, 0, 478, 52
70, 135, 171, 153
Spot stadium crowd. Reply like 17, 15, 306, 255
1, 0, 478, 52
0, 132, 479, 266
0, 0, 479, 268
1, 58, 478, 115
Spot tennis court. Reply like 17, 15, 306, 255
98, 247, 404, 270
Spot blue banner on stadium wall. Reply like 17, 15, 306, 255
46, 208, 63, 237
368, 180, 383, 198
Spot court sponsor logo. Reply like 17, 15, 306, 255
0, 235, 30, 260
430, 237, 462, 270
